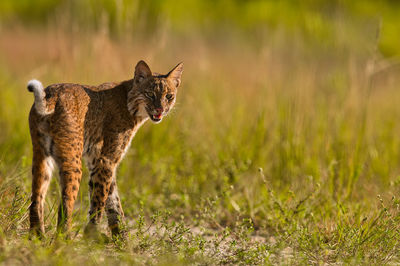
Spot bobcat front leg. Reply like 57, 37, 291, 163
85, 157, 115, 235
106, 180, 125, 236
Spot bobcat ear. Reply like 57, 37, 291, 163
134, 60, 152, 84
167, 62, 183, 88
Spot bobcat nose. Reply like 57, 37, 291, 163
155, 108, 163, 115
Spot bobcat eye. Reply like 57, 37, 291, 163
145, 92, 155, 100
166, 94, 174, 100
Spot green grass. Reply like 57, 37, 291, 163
2, 1, 400, 265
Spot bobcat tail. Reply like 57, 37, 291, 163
27, 79, 51, 115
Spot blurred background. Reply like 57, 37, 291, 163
1, 0, 400, 253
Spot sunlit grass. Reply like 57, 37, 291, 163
1, 1, 400, 264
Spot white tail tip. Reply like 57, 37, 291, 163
27, 79, 43, 93
27, 79, 51, 115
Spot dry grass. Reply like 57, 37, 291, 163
1, 15, 400, 264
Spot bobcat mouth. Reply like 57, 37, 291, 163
150, 113, 162, 122
146, 107, 163, 123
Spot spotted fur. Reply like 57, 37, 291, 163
28, 60, 183, 237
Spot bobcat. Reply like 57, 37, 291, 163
27, 60, 183, 237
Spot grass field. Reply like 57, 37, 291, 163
1, 0, 400, 264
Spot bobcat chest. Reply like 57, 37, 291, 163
82, 119, 146, 170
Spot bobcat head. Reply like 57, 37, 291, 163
132, 60, 183, 123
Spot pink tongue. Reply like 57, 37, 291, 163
155, 114, 162, 119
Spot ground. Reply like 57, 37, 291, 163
1, 1, 400, 264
